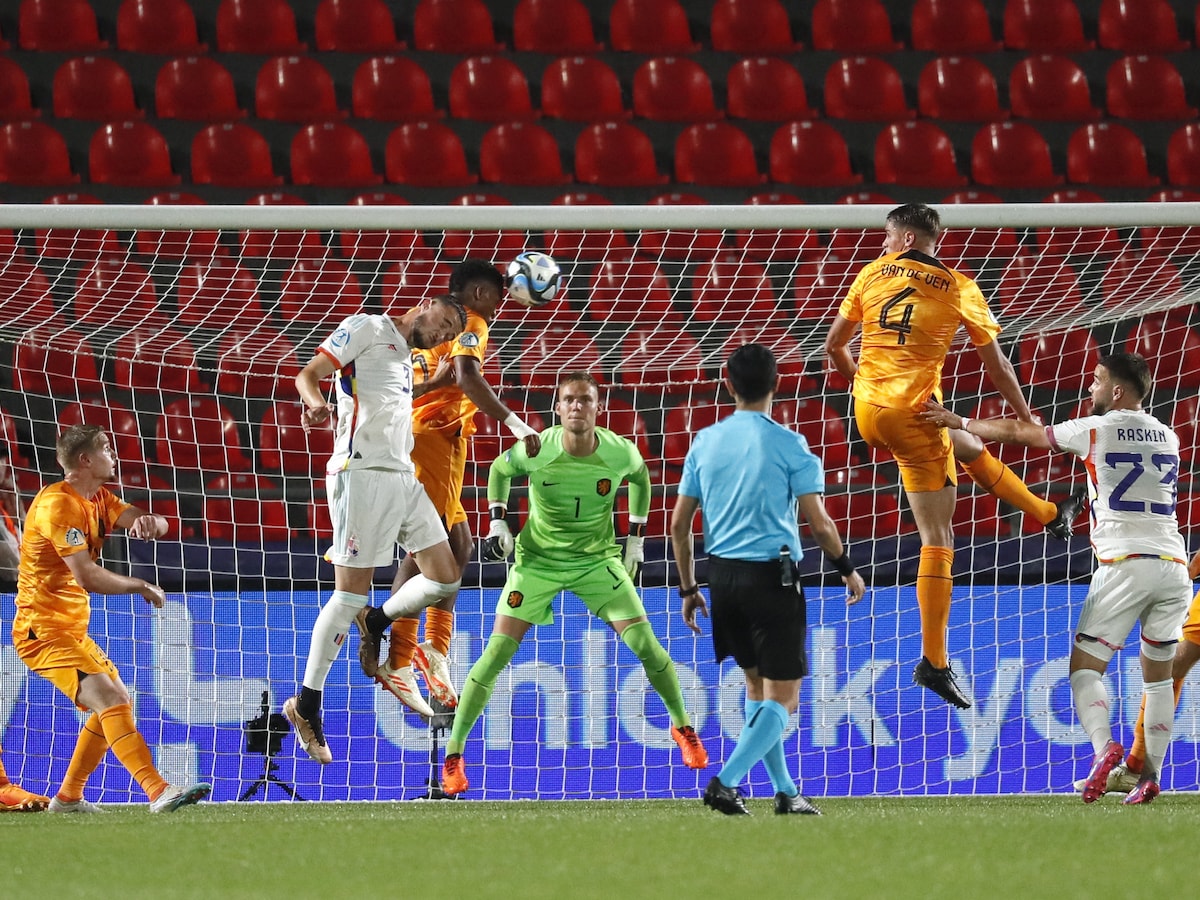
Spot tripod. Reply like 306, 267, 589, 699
414, 697, 458, 800
239, 691, 304, 801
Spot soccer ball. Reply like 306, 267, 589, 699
506, 251, 562, 307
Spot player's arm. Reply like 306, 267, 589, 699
797, 493, 865, 605
114, 505, 168, 541
623, 457, 651, 577
669, 492, 707, 634
481, 446, 527, 561
296, 352, 338, 433
62, 550, 165, 608
974, 339, 1038, 424
1189, 549, 1200, 581
921, 399, 1051, 449
412, 355, 453, 399
455, 355, 541, 457
823, 314, 859, 382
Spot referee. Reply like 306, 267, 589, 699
670, 344, 866, 815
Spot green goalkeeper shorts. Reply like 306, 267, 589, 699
495, 556, 647, 626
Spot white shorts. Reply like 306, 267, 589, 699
1075, 557, 1191, 653
325, 468, 448, 568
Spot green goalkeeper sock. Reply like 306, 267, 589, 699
620, 621, 690, 730
446, 633, 519, 755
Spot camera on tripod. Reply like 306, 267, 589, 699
244, 691, 290, 756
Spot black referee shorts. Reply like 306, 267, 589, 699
707, 555, 808, 681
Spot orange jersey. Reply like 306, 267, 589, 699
13, 482, 130, 641
411, 308, 489, 439
839, 250, 999, 412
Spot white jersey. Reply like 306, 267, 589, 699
1049, 409, 1187, 564
317, 313, 415, 474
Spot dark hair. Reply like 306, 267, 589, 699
726, 343, 777, 403
449, 258, 504, 296
57, 424, 103, 471
1100, 352, 1153, 402
886, 203, 941, 240
431, 293, 468, 330
556, 371, 601, 398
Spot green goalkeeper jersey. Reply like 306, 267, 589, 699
488, 425, 650, 565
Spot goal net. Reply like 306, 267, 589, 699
0, 201, 1198, 802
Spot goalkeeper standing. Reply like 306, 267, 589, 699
439, 371, 707, 795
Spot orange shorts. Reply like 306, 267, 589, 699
855, 400, 956, 493
14, 631, 119, 711
1183, 587, 1200, 645
411, 428, 468, 529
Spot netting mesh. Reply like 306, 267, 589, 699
1, 204, 1199, 801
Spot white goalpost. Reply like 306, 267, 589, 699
0, 201, 1198, 802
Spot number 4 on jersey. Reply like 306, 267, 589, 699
880, 287, 916, 344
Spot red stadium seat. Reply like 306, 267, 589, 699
971, 122, 1061, 188
609, 0, 699, 53
0, 254, 56, 331
440, 192, 527, 260
674, 122, 763, 186
772, 398, 852, 468
238, 192, 325, 261
735, 192, 818, 263
769, 121, 861, 187
541, 57, 626, 121
1125, 312, 1200, 388
352, 56, 441, 122
214, 327, 301, 401
717, 324, 817, 395
386, 121, 476, 186
545, 191, 630, 260
176, 258, 266, 332
308, 483, 333, 540
59, 399, 145, 468
1009, 55, 1100, 120
291, 122, 382, 187
636, 192, 724, 261
952, 488, 1006, 536
874, 122, 966, 187
117, 0, 203, 53
1102, 251, 1184, 315
1018, 328, 1099, 390
380, 260, 452, 311
449, 56, 534, 122
1099, 0, 1188, 52
822, 468, 913, 538
1140, 189, 1200, 256
155, 56, 245, 121
811, 0, 901, 52
1037, 190, 1125, 258
662, 391, 723, 469
616, 327, 705, 388
517, 326, 603, 390
412, 0, 501, 52
73, 255, 165, 330
586, 254, 680, 325
89, 121, 179, 187
216, 0, 304, 53
34, 193, 116, 260
136, 191, 222, 260
13, 321, 102, 397
827, 227, 881, 262
575, 122, 667, 187
53, 56, 140, 121
259, 400, 334, 476
277, 260, 364, 326
598, 395, 660, 473
996, 253, 1085, 320
936, 218, 1022, 263
1106, 56, 1196, 120
191, 123, 282, 187
689, 251, 778, 323
256, 56, 342, 123
791, 256, 859, 320
1003, 0, 1092, 52
1168, 123, 1200, 186
0, 58, 38, 121
940, 342, 988, 399
911, 0, 999, 52
632, 57, 719, 121
112, 466, 186, 540
112, 326, 201, 395
19, 0, 106, 51
515, 0, 600, 53
339, 193, 431, 262
824, 56, 914, 121
726, 57, 811, 121
917, 56, 1006, 121
1067, 123, 1159, 187
204, 473, 291, 543
480, 122, 568, 185
0, 121, 77, 185
710, 0, 800, 52
315, 0, 403, 51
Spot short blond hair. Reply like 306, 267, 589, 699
56, 424, 103, 472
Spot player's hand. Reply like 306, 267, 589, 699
843, 571, 867, 606
301, 403, 335, 433
682, 589, 708, 635
482, 518, 514, 561
128, 514, 167, 541
426, 356, 455, 391
623, 534, 644, 578
140, 582, 166, 609
521, 432, 542, 458
920, 399, 962, 430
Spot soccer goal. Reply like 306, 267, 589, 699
0, 200, 1198, 802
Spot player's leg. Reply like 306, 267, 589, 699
382, 554, 422, 699
53, 713, 107, 809
414, 519, 473, 707
0, 743, 50, 812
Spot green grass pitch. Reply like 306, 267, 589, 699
4, 795, 1199, 899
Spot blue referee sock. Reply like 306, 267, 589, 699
717, 699, 789, 790
746, 699, 798, 797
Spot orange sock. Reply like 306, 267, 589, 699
962, 449, 1056, 525
917, 546, 955, 669
425, 607, 454, 657
388, 617, 420, 669
1126, 676, 1185, 774
98, 704, 168, 801
58, 713, 109, 802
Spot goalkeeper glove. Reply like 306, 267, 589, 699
623, 534, 644, 578
482, 518, 514, 562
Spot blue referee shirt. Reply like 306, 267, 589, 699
678, 409, 825, 562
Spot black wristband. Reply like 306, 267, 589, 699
679, 584, 700, 597
830, 552, 856, 578
489, 504, 507, 521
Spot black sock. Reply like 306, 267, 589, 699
363, 606, 391, 636
296, 686, 321, 718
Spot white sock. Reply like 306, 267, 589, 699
302, 591, 367, 691
1070, 669, 1112, 753
1141, 679, 1175, 780
382, 576, 459, 620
